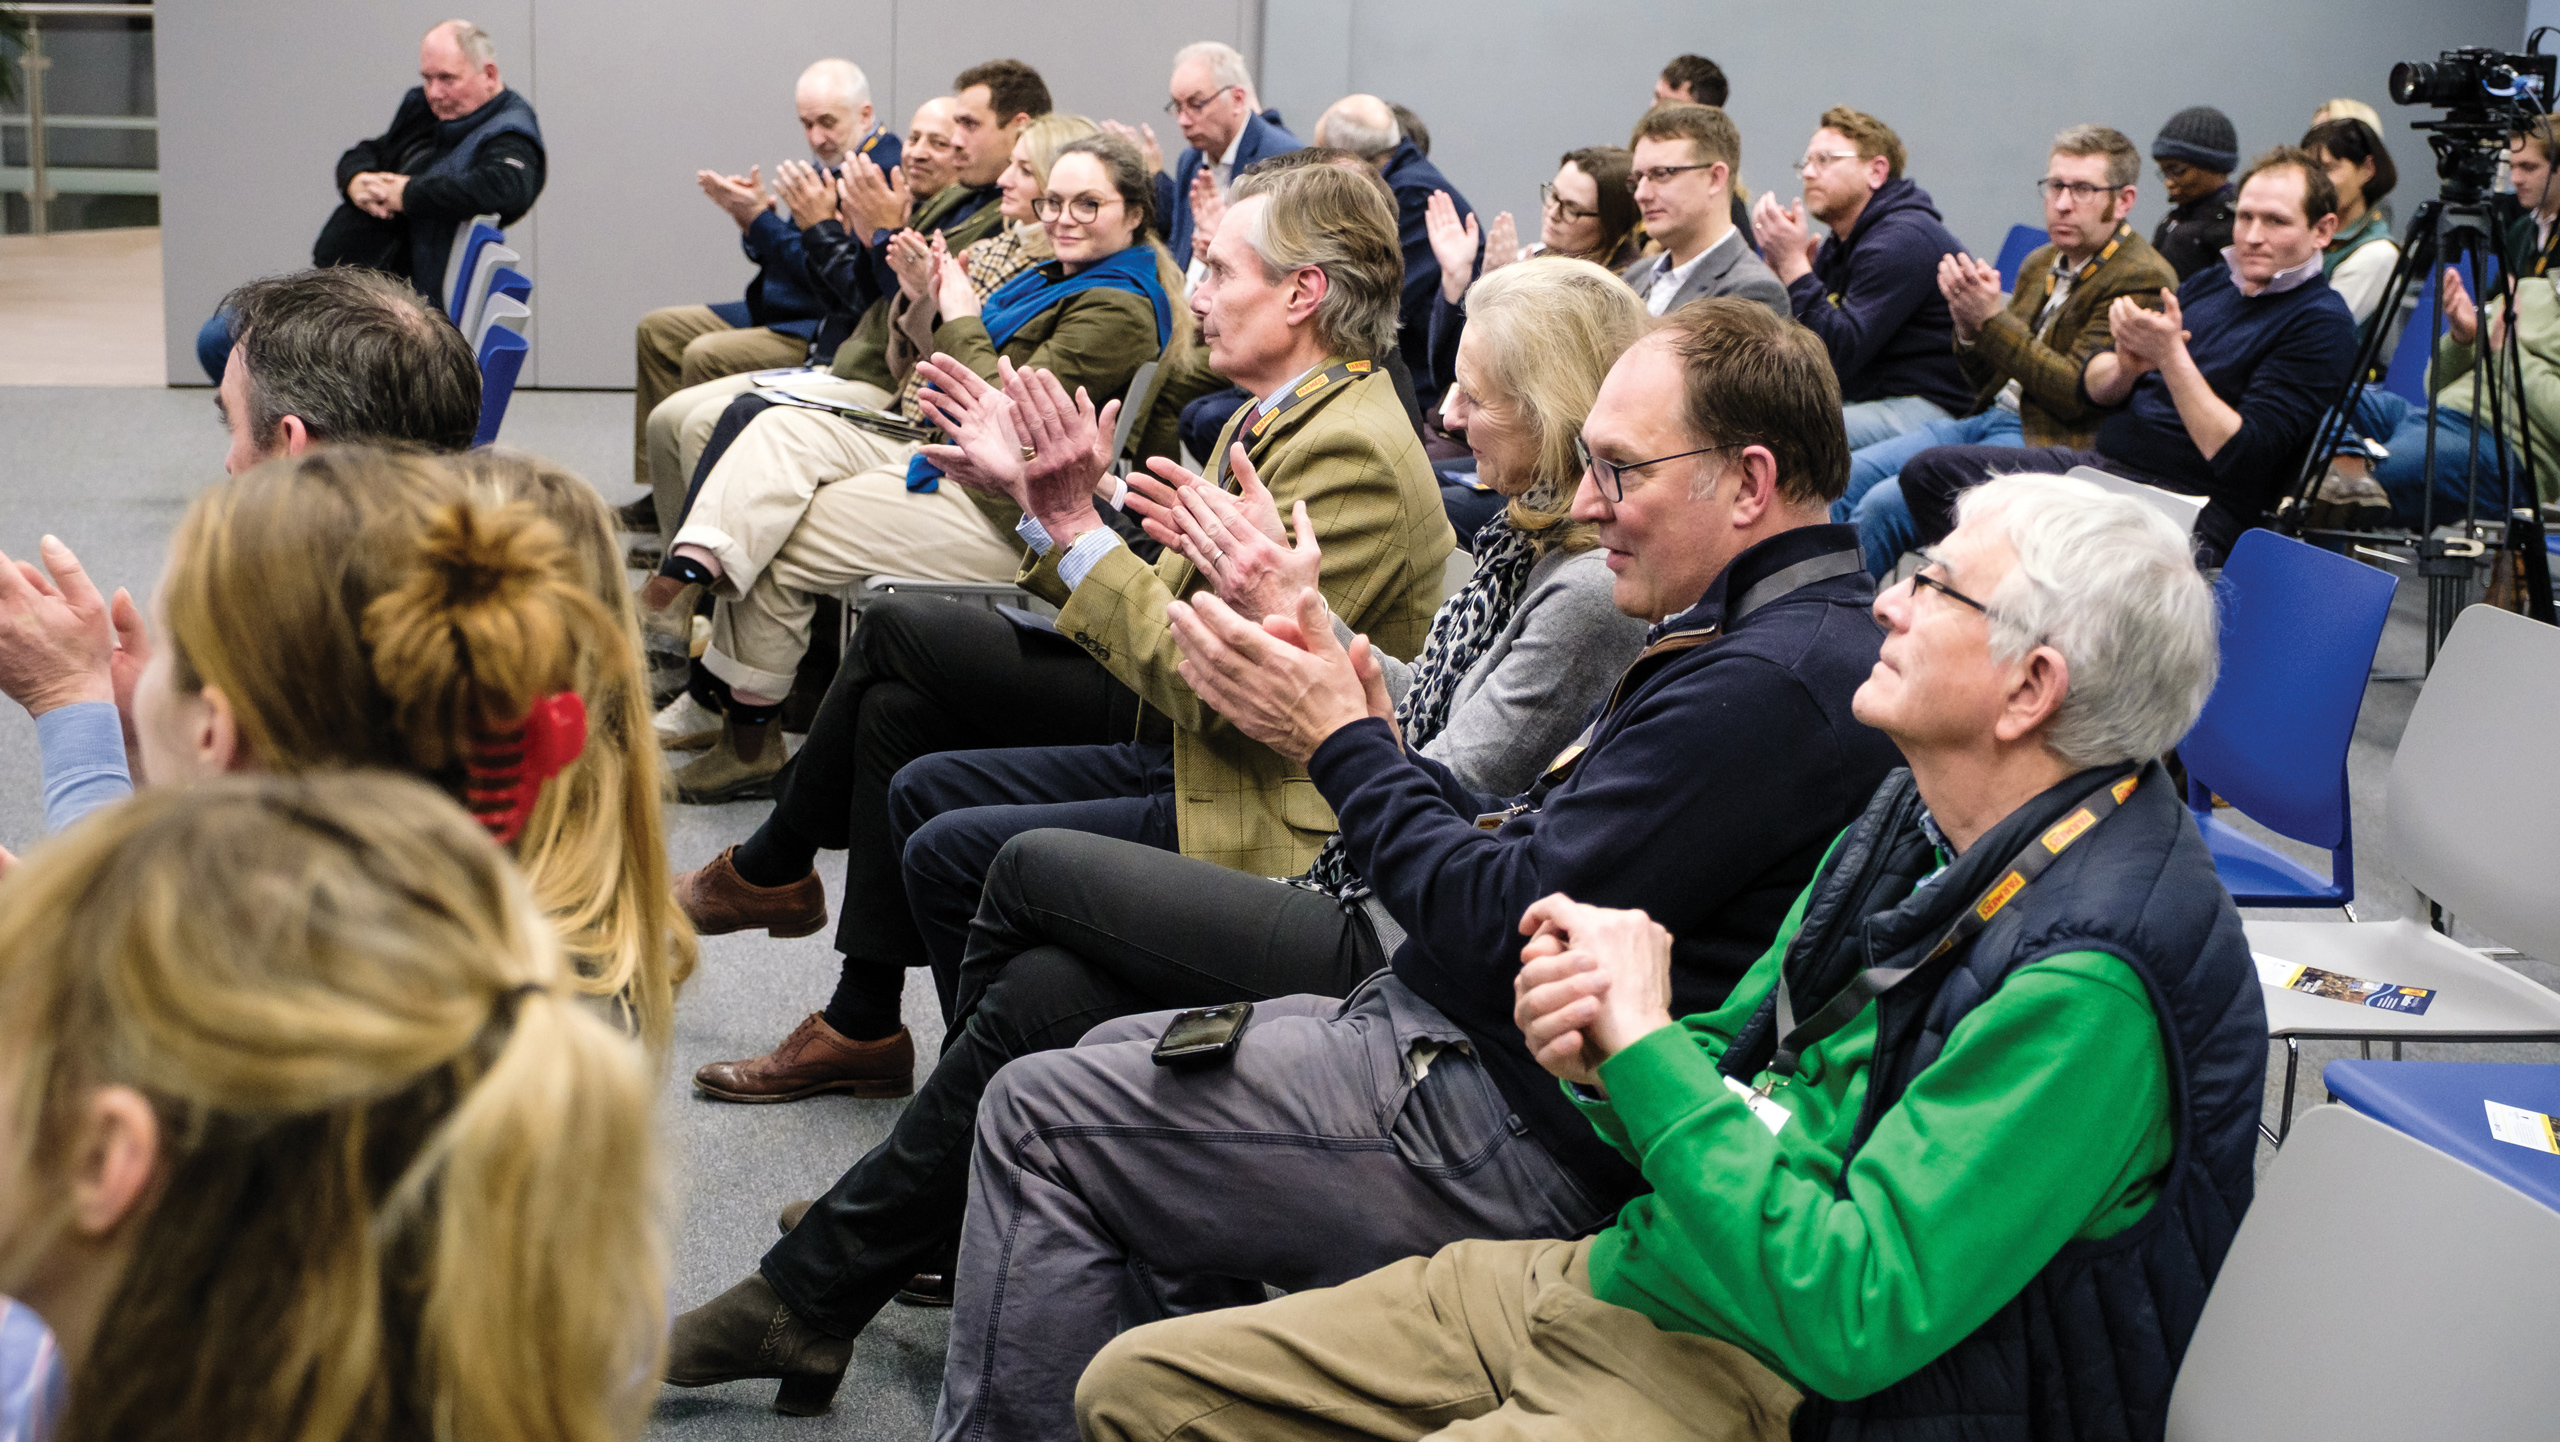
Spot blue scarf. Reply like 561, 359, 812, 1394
906, 244, 1174, 492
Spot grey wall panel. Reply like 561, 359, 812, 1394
1266, 0, 2525, 265
159, 1, 534, 384
525, 0, 891, 387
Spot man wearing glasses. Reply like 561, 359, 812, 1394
1834, 125, 2178, 575
1752, 107, 1971, 450
906, 298, 1897, 1442
2150, 107, 2240, 281
1621, 104, 1787, 319
1105, 42, 1300, 285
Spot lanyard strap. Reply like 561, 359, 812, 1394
1763, 769, 2141, 1086
1216, 359, 1374, 484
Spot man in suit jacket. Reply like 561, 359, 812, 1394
1127, 41, 1302, 273
1316, 95, 1475, 396
1620, 103, 1787, 319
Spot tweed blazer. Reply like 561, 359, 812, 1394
1956, 226, 2177, 448
1019, 361, 1453, 875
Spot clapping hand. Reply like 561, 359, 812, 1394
1165, 587, 1392, 765
1478, 211, 1523, 277
2440, 265, 2505, 351
696, 167, 768, 227
914, 353, 1032, 502
0, 535, 120, 719
1006, 365, 1121, 541
1190, 169, 1227, 261
1511, 895, 1679, 1090
1751, 193, 1818, 281
1100, 119, 1165, 177
1424, 190, 1482, 303
887, 229, 934, 302
931, 232, 981, 320
839, 155, 913, 236
1938, 253, 2006, 340
1126, 447, 1320, 624
774, 159, 837, 228
2108, 289, 2189, 375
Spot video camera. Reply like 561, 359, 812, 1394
2390, 44, 2556, 204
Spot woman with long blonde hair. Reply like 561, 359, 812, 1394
0, 772, 665, 1442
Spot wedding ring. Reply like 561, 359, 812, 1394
1021, 445, 1040, 462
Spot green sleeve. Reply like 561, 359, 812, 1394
1586, 948, 2172, 1399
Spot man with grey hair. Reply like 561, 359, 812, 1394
629, 58, 900, 490
1104, 42, 1300, 280
1078, 472, 2265, 1442
1313, 93, 1474, 394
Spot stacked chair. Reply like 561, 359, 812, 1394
441, 213, 533, 447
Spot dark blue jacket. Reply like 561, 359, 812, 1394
321, 86, 544, 298
1785, 176, 1971, 412
1153, 108, 1300, 263
1723, 763, 2263, 1441
1306, 524, 1900, 1200
1377, 140, 1474, 397
734, 126, 902, 339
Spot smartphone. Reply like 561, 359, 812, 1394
1150, 1001, 1253, 1069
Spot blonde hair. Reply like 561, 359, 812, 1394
1461, 256, 1649, 552
0, 772, 664, 1442
160, 446, 680, 1056
445, 448, 698, 1032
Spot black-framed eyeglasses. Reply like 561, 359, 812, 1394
1033, 193, 1119, 223
1163, 88, 1231, 118
1573, 434, 1740, 501
1904, 547, 2007, 623
1626, 163, 1713, 193
2035, 178, 2123, 202
1540, 183, 1598, 222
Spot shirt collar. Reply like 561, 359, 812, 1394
2222, 245, 2323, 297
1217, 121, 1247, 170
1658, 224, 1739, 280
1254, 362, 1325, 416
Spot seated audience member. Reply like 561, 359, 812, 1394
1315, 94, 1475, 394
628, 59, 898, 492
1655, 52, 1727, 107
665, 158, 1446, 1101
648, 133, 1182, 802
2320, 266, 2554, 530
635, 93, 980, 551
2510, 117, 2560, 266
0, 448, 689, 1054
213, 267, 483, 475
899, 299, 1898, 1442
2301, 117, 2399, 326
661, 258, 1648, 1401
197, 20, 541, 381
1623, 104, 1787, 318
0, 773, 665, 1442
2312, 96, 2384, 133
1078, 475, 2261, 1442
1838, 125, 2178, 574
2151, 106, 2239, 281
1752, 107, 1968, 448
1902, 147, 2358, 564
1108, 41, 1301, 278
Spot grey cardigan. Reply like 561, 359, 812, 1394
1372, 545, 1647, 797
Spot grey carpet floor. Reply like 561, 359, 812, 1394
1, 385, 2552, 1440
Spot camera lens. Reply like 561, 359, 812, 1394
2389, 60, 2446, 107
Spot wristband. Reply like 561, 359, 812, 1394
1107, 478, 1129, 511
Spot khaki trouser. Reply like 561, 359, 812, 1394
1075, 1237, 1801, 1442
644, 372, 893, 549
631, 304, 807, 485
676, 404, 1020, 696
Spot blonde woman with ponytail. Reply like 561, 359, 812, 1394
0, 772, 665, 1442
132, 445, 685, 1054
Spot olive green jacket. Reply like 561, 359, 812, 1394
1019, 361, 1455, 876
1956, 226, 2177, 448
828, 184, 1012, 391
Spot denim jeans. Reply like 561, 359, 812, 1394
1840, 395, 1956, 451
2347, 391, 2522, 530
1832, 409, 2024, 576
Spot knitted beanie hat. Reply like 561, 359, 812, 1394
2152, 107, 2239, 172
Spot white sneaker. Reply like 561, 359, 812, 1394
653, 691, 723, 752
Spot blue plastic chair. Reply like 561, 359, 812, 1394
1992, 224, 2048, 290
2324, 1060, 2560, 1215
488, 266, 531, 310
2178, 528, 2397, 909
473, 327, 529, 449
446, 220, 505, 322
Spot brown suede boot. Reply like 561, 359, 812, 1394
664, 1269, 854, 1416
674, 717, 785, 803
674, 846, 826, 938
695, 1014, 914, 1102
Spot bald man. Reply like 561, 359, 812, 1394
630, 58, 903, 488
300, 22, 544, 310
1313, 94, 1472, 395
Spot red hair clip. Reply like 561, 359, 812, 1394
466, 691, 588, 844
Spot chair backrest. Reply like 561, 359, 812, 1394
1110, 360, 1160, 471
2387, 604, 2560, 956
2165, 1104, 2560, 1441
456, 243, 521, 343
444, 215, 503, 322
2064, 464, 2207, 536
1993, 224, 2048, 290
472, 328, 530, 449
2177, 528, 2395, 849
473, 293, 531, 352
488, 266, 531, 308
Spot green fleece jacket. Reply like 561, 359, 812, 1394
1571, 835, 2174, 1400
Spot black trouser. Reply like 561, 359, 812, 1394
1900, 442, 2239, 565
756, 597, 1159, 980
757, 828, 1388, 1340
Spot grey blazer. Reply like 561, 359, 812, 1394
1620, 232, 1791, 320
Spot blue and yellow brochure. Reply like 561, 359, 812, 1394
2252, 952, 2437, 1015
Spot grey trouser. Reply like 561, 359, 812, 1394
934, 974, 1614, 1442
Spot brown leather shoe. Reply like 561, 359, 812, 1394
665, 1269, 853, 1416
896, 1272, 955, 1308
696, 1014, 914, 1102
674, 846, 826, 938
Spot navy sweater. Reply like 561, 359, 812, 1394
1786, 177, 1971, 413
2095, 260, 2356, 551
1305, 524, 1901, 1199
1379, 141, 1474, 398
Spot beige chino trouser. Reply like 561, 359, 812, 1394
644, 373, 894, 550
1074, 1236, 1800, 1442
674, 404, 1022, 697
631, 303, 807, 486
